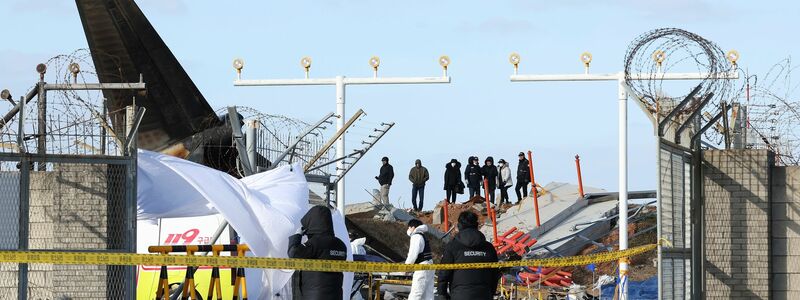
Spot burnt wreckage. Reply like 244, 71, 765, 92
75, 0, 268, 175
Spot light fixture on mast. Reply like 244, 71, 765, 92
652, 50, 666, 73
301, 56, 312, 79
509, 52, 521, 75
69, 63, 81, 83
36, 63, 47, 81
232, 58, 244, 80
580, 52, 592, 74
369, 56, 381, 78
726, 50, 739, 68
439, 55, 451, 77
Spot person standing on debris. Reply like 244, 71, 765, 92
498, 159, 513, 205
444, 159, 462, 203
288, 205, 348, 300
436, 211, 500, 300
405, 219, 435, 300
408, 159, 430, 211
464, 156, 483, 198
515, 152, 531, 203
481, 157, 499, 204
375, 156, 394, 205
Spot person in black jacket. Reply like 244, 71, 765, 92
375, 156, 394, 205
436, 211, 500, 300
515, 152, 531, 203
288, 205, 348, 300
443, 159, 462, 204
481, 156, 499, 204
464, 156, 483, 198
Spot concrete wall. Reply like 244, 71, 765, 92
771, 166, 800, 300
0, 164, 128, 300
703, 149, 772, 299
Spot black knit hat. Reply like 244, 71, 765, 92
457, 211, 479, 229
518, 152, 525, 157
408, 219, 423, 228
382, 156, 389, 162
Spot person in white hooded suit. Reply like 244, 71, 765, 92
405, 219, 435, 300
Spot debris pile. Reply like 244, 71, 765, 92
495, 227, 537, 257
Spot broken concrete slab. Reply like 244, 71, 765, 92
390, 207, 415, 223
432, 205, 443, 224
472, 203, 486, 213
529, 200, 618, 257
481, 182, 605, 241
374, 209, 396, 222
346, 202, 381, 215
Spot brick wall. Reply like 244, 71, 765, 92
703, 149, 772, 299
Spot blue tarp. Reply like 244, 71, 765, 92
600, 276, 657, 300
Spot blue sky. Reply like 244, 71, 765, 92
1, 0, 798, 210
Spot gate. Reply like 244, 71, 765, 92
658, 140, 693, 300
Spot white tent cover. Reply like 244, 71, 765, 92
137, 150, 353, 299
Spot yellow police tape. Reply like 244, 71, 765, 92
0, 244, 657, 273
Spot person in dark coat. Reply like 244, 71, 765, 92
288, 205, 348, 300
443, 159, 462, 203
464, 156, 483, 198
436, 211, 500, 300
408, 159, 430, 211
481, 156, 499, 204
515, 152, 531, 203
375, 157, 394, 205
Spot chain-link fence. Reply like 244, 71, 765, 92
0, 150, 136, 300
0, 57, 137, 298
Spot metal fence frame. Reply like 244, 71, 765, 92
2, 148, 136, 299
658, 139, 694, 300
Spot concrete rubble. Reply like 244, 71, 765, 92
346, 181, 658, 298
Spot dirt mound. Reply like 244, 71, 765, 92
417, 196, 490, 232
347, 215, 446, 262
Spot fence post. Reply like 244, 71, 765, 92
575, 155, 585, 198
484, 178, 498, 244
442, 198, 449, 232
125, 105, 138, 299
246, 119, 258, 172
527, 151, 540, 227
36, 81, 46, 171
17, 93, 30, 300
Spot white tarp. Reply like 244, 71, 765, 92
136, 150, 352, 299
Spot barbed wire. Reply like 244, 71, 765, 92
624, 28, 742, 114
0, 49, 124, 156
745, 58, 800, 165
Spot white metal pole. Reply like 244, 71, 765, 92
246, 119, 257, 172
234, 72, 449, 217
617, 77, 630, 300
336, 76, 346, 214
510, 69, 736, 300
